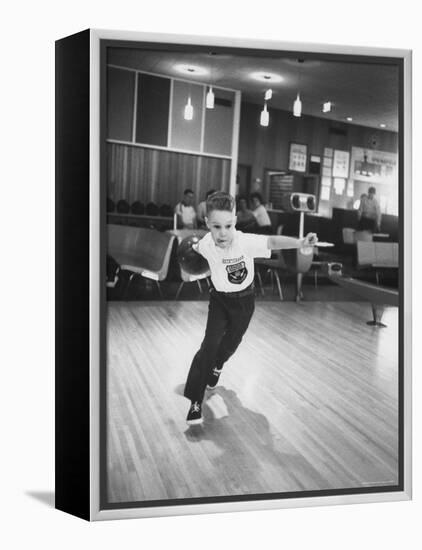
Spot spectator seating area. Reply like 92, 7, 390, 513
106, 206, 399, 299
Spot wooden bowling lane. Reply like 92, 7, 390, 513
106, 301, 399, 503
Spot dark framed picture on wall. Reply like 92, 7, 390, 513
56, 29, 412, 521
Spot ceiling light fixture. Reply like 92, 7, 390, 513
293, 93, 302, 117
184, 96, 193, 120
380, 123, 386, 128
293, 59, 304, 118
250, 72, 283, 83
206, 86, 215, 109
174, 64, 208, 76
260, 103, 269, 127
346, 117, 353, 122
264, 88, 273, 100
206, 53, 215, 109
322, 101, 332, 113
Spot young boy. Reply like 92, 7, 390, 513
184, 191, 318, 425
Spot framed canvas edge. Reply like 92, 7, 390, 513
91, 491, 411, 522
88, 28, 412, 521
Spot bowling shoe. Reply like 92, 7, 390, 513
206, 367, 223, 390
186, 401, 203, 425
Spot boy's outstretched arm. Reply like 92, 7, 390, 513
267, 232, 318, 250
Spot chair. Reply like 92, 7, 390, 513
175, 269, 211, 300
342, 227, 356, 244
357, 241, 399, 285
171, 229, 211, 300
107, 225, 176, 298
254, 225, 285, 300
355, 230, 373, 242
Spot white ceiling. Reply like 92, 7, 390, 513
108, 48, 400, 132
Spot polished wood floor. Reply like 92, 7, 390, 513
106, 300, 399, 503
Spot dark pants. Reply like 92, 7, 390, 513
358, 216, 376, 232
184, 286, 255, 403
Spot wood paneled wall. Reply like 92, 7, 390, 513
107, 143, 231, 206
238, 102, 399, 200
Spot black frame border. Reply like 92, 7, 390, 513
55, 29, 91, 521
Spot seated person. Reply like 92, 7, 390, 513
174, 188, 197, 229
197, 189, 216, 228
250, 192, 272, 234
235, 196, 257, 232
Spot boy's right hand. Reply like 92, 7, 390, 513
299, 233, 317, 255
302, 233, 318, 247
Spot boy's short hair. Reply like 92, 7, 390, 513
368, 186, 376, 195
206, 191, 235, 215
184, 188, 194, 196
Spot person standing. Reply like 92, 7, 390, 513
357, 186, 381, 232
183, 191, 318, 425
174, 188, 197, 229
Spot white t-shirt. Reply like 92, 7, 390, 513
253, 204, 271, 227
175, 202, 197, 227
197, 230, 271, 292
359, 196, 381, 225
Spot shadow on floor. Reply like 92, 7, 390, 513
183, 387, 328, 493
25, 491, 55, 508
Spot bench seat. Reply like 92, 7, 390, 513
107, 224, 175, 286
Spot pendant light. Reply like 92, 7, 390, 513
293, 59, 304, 118
260, 102, 269, 126
184, 96, 193, 120
206, 86, 215, 109
206, 51, 215, 109
293, 93, 302, 117
264, 88, 272, 101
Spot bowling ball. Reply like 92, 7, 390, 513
177, 235, 209, 275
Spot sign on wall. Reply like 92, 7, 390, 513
350, 147, 398, 185
332, 149, 350, 178
288, 142, 307, 173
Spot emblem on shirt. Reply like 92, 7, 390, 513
226, 261, 247, 284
